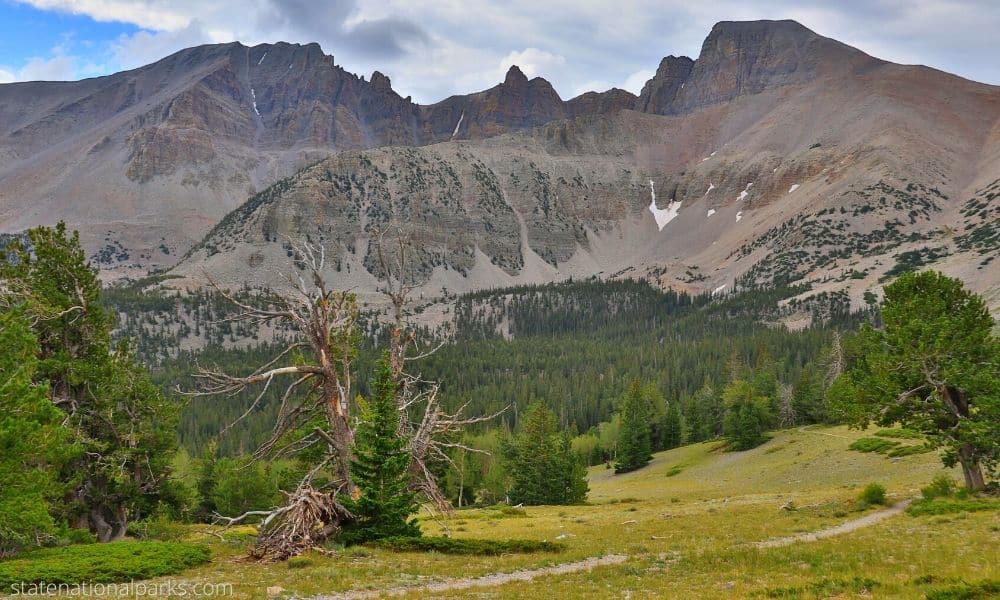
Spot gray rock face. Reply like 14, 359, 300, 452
636, 56, 694, 114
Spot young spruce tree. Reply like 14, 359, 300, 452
504, 402, 588, 505
342, 355, 420, 543
615, 381, 653, 473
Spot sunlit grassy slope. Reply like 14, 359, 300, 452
149, 426, 998, 599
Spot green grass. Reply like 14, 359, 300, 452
368, 536, 564, 555
0, 541, 211, 587
907, 497, 1000, 516
849, 437, 900, 453
874, 428, 924, 440
924, 579, 1000, 599
78, 426, 995, 599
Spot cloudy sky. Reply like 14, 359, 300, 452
1, 0, 998, 103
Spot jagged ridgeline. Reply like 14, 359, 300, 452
116, 279, 866, 455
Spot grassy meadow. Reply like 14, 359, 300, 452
52, 425, 993, 599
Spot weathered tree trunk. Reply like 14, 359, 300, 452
957, 444, 986, 491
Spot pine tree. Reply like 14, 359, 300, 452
615, 381, 652, 473
1, 223, 178, 541
661, 400, 683, 449
722, 379, 772, 451
503, 402, 588, 505
342, 355, 420, 543
0, 309, 72, 556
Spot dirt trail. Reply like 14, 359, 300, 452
315, 554, 628, 599
315, 487, 913, 597
755, 498, 913, 548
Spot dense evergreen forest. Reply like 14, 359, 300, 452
115, 279, 871, 456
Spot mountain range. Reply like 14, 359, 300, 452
2, 20, 998, 316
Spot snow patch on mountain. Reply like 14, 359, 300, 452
647, 180, 682, 231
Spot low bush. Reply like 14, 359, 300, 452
0, 541, 211, 587
130, 513, 188, 542
849, 438, 899, 453
924, 579, 999, 599
886, 444, 932, 457
665, 466, 684, 477
858, 483, 888, 507
873, 428, 923, 439
922, 476, 957, 500
368, 536, 564, 555
907, 497, 1000, 517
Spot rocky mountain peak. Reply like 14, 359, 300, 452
504, 65, 529, 87
636, 55, 694, 114
370, 70, 393, 92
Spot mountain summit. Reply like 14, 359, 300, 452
1, 20, 998, 316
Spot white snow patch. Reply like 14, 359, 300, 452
710, 151, 717, 156
788, 183, 800, 193
737, 182, 753, 202
451, 111, 465, 139
713, 284, 727, 295
773, 167, 778, 173
257, 52, 267, 65
647, 180, 682, 231
704, 182, 715, 195
706, 209, 716, 218
251, 88, 260, 116
736, 211, 743, 222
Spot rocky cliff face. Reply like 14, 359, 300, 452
0, 42, 635, 276
3, 19, 1000, 316
636, 56, 693, 114
171, 22, 1000, 316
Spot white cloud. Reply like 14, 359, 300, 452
622, 69, 655, 94
0, 68, 15, 84
5, 0, 1000, 100
18, 54, 76, 81
499, 47, 565, 79
17, 0, 191, 30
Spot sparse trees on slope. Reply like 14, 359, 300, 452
615, 381, 652, 473
831, 272, 999, 491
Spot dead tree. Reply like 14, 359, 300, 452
185, 239, 361, 557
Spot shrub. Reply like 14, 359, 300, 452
922, 476, 957, 500
924, 579, 999, 600
665, 466, 684, 477
368, 536, 564, 555
849, 437, 899, 454
858, 483, 888, 507
0, 541, 210, 587
907, 497, 1000, 517
210, 458, 282, 520
886, 444, 932, 457
286, 556, 313, 569
873, 428, 923, 439
130, 512, 188, 542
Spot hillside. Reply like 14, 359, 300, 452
0, 41, 630, 277
133, 426, 998, 598
171, 21, 1000, 313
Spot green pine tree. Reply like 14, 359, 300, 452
661, 400, 683, 450
503, 402, 588, 505
342, 355, 420, 543
0, 309, 73, 556
615, 381, 652, 473
1, 223, 179, 541
722, 379, 772, 451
